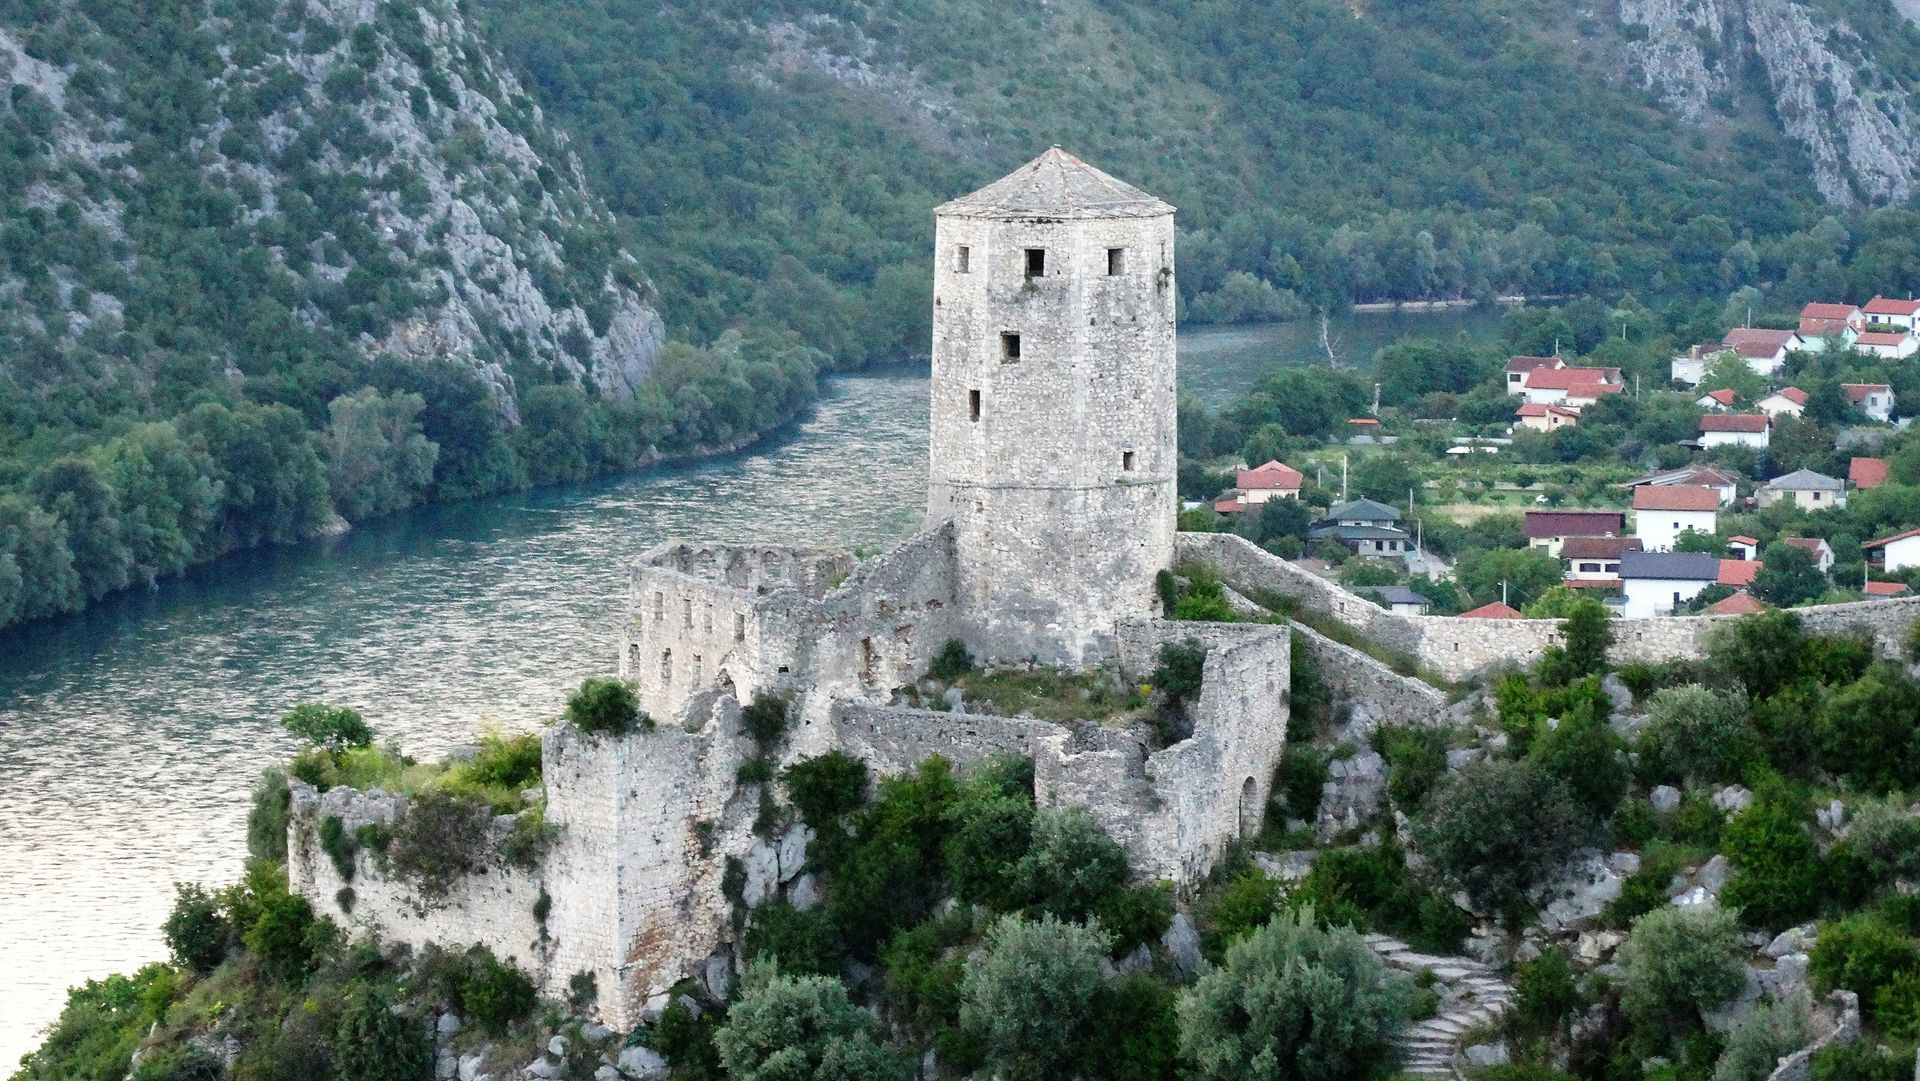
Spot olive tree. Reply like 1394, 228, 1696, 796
714, 964, 907, 1081
959, 914, 1111, 1081
1618, 905, 1747, 1034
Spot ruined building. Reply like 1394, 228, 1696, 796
287, 150, 1291, 1030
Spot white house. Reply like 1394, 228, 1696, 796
1797, 302, 1864, 350
1366, 585, 1432, 616
1853, 333, 1917, 360
1518, 365, 1622, 406
1633, 485, 1719, 551
1620, 551, 1722, 618
1784, 536, 1836, 573
1758, 469, 1847, 511
1671, 344, 1730, 388
1843, 383, 1896, 423
1699, 413, 1770, 449
1720, 328, 1803, 378
1863, 296, 1920, 333
1625, 465, 1741, 507
1728, 535, 1760, 560
1756, 387, 1808, 419
1234, 460, 1304, 504
1696, 388, 1736, 411
1505, 354, 1562, 393
1866, 527, 1920, 574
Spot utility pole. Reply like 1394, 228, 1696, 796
1501, 580, 1509, 606
1341, 455, 1349, 501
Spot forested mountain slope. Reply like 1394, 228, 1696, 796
478, 0, 1920, 350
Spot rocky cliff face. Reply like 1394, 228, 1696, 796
0, 0, 664, 418
1620, 0, 1920, 206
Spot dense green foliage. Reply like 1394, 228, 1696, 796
1618, 905, 1748, 1035
565, 676, 645, 736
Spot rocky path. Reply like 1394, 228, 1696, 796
1363, 933, 1514, 1080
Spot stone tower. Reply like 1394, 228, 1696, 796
927, 148, 1178, 664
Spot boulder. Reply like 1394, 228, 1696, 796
943, 687, 965, 714
776, 824, 813, 883
1446, 748, 1484, 770
1769, 953, 1811, 994
1696, 855, 1730, 895
1253, 850, 1317, 881
1539, 852, 1623, 931
1817, 800, 1847, 832
1163, 914, 1203, 982
548, 1035, 569, 1058
1766, 924, 1819, 958
788, 873, 822, 912
1602, 672, 1636, 711
702, 954, 732, 1001
1712, 786, 1754, 814
1672, 886, 1714, 908
740, 839, 781, 908
1702, 966, 1764, 1033
522, 1060, 555, 1079
1609, 851, 1642, 876
581, 1024, 614, 1045
438, 1054, 458, 1080
1651, 786, 1682, 813
438, 1013, 463, 1037
595, 1068, 619, 1081
616, 1045, 669, 1081
1464, 1042, 1510, 1068
460, 1054, 488, 1081
1577, 930, 1625, 962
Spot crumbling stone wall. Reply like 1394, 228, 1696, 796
1288, 621, 1449, 728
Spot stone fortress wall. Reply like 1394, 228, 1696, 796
1182, 532, 1920, 681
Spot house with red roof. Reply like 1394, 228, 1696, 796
1864, 581, 1911, 598
1863, 296, 1920, 333
1708, 591, 1768, 616
1865, 526, 1920, 574
1756, 387, 1808, 419
1850, 457, 1889, 490
1564, 382, 1625, 407
1797, 302, 1864, 347
1728, 535, 1760, 560
1515, 402, 1581, 432
1561, 535, 1642, 586
1505, 355, 1563, 392
1234, 460, 1304, 504
1696, 387, 1737, 411
1783, 536, 1836, 573
1633, 485, 1720, 551
1698, 413, 1770, 450
1842, 383, 1896, 422
1624, 465, 1740, 507
1718, 559, 1763, 588
1460, 601, 1525, 619
1719, 328, 1803, 377
1854, 332, 1917, 360
1517, 365, 1622, 406
1525, 509, 1628, 556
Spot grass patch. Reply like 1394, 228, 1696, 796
898, 665, 1151, 725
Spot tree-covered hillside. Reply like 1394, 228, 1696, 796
476, 0, 1920, 353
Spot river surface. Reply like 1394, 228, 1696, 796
0, 308, 1495, 1063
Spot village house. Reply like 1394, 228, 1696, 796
1625, 464, 1741, 507
1505, 354, 1562, 392
1758, 469, 1847, 510
1784, 536, 1836, 573
1756, 387, 1808, 419
1698, 413, 1770, 450
1718, 558, 1763, 590
1234, 460, 1304, 504
1515, 402, 1580, 432
1850, 457, 1889, 490
1633, 485, 1719, 551
1671, 344, 1729, 387
1843, 383, 1896, 422
1719, 328, 1803, 378
1515, 365, 1622, 406
1564, 382, 1624, 408
1524, 508, 1628, 557
1728, 535, 1760, 560
1708, 591, 1768, 615
1864, 581, 1912, 598
1863, 296, 1920, 333
1363, 585, 1431, 616
1560, 534, 1642, 587
1797, 302, 1864, 348
1853, 333, 1917, 360
1459, 601, 1524, 619
1865, 526, 1920, 573
1696, 387, 1737, 411
1620, 551, 1721, 618
1308, 497, 1412, 558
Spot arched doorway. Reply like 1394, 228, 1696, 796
1238, 776, 1261, 838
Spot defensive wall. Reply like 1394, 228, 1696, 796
1180, 532, 1920, 682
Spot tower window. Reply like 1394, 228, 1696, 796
1122, 450, 1136, 471
1024, 248, 1045, 278
969, 389, 981, 422
955, 245, 970, 273
1000, 333, 1021, 362
1107, 248, 1126, 275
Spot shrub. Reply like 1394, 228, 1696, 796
960, 915, 1111, 1081
1527, 701, 1628, 823
1373, 725, 1448, 810
1705, 610, 1806, 699
1015, 807, 1129, 922
1171, 567, 1238, 622
130, 1049, 223, 1081
1808, 1041, 1910, 1081
879, 914, 973, 1050
1617, 905, 1747, 1035
281, 702, 373, 752
1095, 882, 1175, 956
386, 789, 493, 895
319, 815, 356, 880
564, 676, 643, 735
740, 902, 841, 977
1199, 867, 1284, 956
1840, 797, 1920, 888
1079, 973, 1180, 1081
1152, 640, 1208, 705
162, 883, 229, 974
1272, 745, 1328, 825
247, 768, 291, 862
1177, 906, 1409, 1081
929, 638, 975, 681
656, 996, 723, 1077
1720, 795, 1822, 930
1414, 760, 1588, 915
331, 983, 433, 1081
1637, 685, 1758, 786
1814, 665, 1920, 793
717, 964, 908, 1081
444, 732, 542, 808
741, 694, 789, 746
1292, 843, 1469, 955
943, 780, 1034, 912
1512, 949, 1581, 1041
1876, 969, 1920, 1039
1808, 914, 1920, 1021
1713, 996, 1814, 1081
782, 751, 868, 829
457, 949, 537, 1035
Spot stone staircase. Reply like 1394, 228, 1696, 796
1362, 933, 1514, 1080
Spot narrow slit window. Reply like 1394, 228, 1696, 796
955, 245, 970, 273
652, 592, 663, 621
1107, 247, 1125, 275
734, 613, 746, 641
660, 649, 673, 683
1000, 333, 1021, 362
969, 389, 981, 422
1024, 248, 1045, 278
683, 598, 693, 629
1122, 450, 1136, 471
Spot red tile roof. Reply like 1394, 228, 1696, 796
1525, 509, 1627, 540
1722, 328, 1798, 358
1784, 537, 1831, 557
1702, 388, 1736, 406
1561, 535, 1643, 560
1801, 302, 1860, 320
1850, 458, 1889, 489
1866, 526, 1920, 549
1730, 535, 1760, 546
1460, 602, 1525, 619
1843, 382, 1892, 402
1212, 499, 1247, 514
1525, 366, 1620, 390
1770, 387, 1809, 405
1700, 413, 1769, 433
1565, 383, 1625, 400
1506, 354, 1562, 373
1708, 591, 1768, 615
1634, 485, 1721, 512
1854, 333, 1909, 348
1237, 460, 1303, 490
1718, 559, 1763, 587
1516, 402, 1581, 418
1864, 297, 1920, 317
1864, 581, 1911, 597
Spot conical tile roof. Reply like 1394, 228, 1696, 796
937, 147, 1173, 221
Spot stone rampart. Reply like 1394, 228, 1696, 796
1287, 620, 1449, 727
1181, 532, 1920, 682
